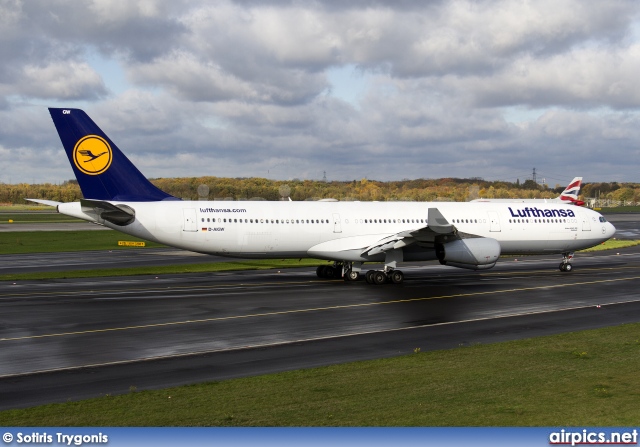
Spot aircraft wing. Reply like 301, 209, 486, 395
361, 208, 458, 256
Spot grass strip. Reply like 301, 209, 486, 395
580, 239, 640, 252
0, 259, 326, 281
0, 230, 165, 254
2, 322, 640, 426
0, 215, 83, 223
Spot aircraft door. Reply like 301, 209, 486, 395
333, 213, 342, 233
488, 211, 501, 232
183, 208, 198, 232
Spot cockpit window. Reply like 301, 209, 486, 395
599, 216, 607, 222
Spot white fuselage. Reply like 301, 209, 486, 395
58, 200, 616, 264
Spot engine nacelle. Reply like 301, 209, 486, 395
435, 238, 501, 270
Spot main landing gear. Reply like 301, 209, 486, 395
559, 252, 574, 272
316, 262, 361, 281
365, 269, 404, 285
316, 259, 405, 285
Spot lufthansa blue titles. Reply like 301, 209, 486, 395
508, 207, 575, 218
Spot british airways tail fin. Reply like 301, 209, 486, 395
557, 177, 583, 205
49, 108, 178, 202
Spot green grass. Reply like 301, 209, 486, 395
2, 322, 640, 426
0, 205, 51, 212
598, 206, 640, 213
580, 239, 640, 252
0, 258, 326, 281
0, 230, 165, 254
0, 212, 82, 223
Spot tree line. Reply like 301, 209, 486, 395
1, 177, 639, 205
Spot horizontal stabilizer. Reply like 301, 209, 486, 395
25, 199, 63, 207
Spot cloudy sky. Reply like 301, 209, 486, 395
1, 0, 640, 186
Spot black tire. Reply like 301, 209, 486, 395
316, 266, 326, 278
323, 266, 335, 279
564, 263, 573, 272
373, 271, 387, 285
390, 270, 404, 284
366, 270, 375, 284
559, 263, 566, 272
345, 270, 359, 281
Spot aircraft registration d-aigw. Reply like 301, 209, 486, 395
28, 108, 616, 284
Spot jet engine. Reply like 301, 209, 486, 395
435, 237, 501, 270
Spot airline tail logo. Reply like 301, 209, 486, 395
73, 135, 113, 175
558, 177, 583, 205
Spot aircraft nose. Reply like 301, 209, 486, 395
607, 222, 616, 238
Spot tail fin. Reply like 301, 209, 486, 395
557, 177, 583, 205
49, 108, 178, 202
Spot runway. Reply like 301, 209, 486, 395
2, 244, 640, 410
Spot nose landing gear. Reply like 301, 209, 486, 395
559, 252, 574, 272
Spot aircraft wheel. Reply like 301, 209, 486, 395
345, 270, 359, 281
390, 270, 404, 284
366, 270, 375, 284
316, 266, 326, 278
564, 263, 573, 272
323, 266, 336, 279
373, 271, 387, 285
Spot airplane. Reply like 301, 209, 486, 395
472, 177, 585, 206
27, 108, 616, 284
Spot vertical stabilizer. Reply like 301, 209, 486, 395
49, 108, 178, 201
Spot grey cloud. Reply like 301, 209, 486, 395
2, 0, 640, 184
19, 0, 189, 62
